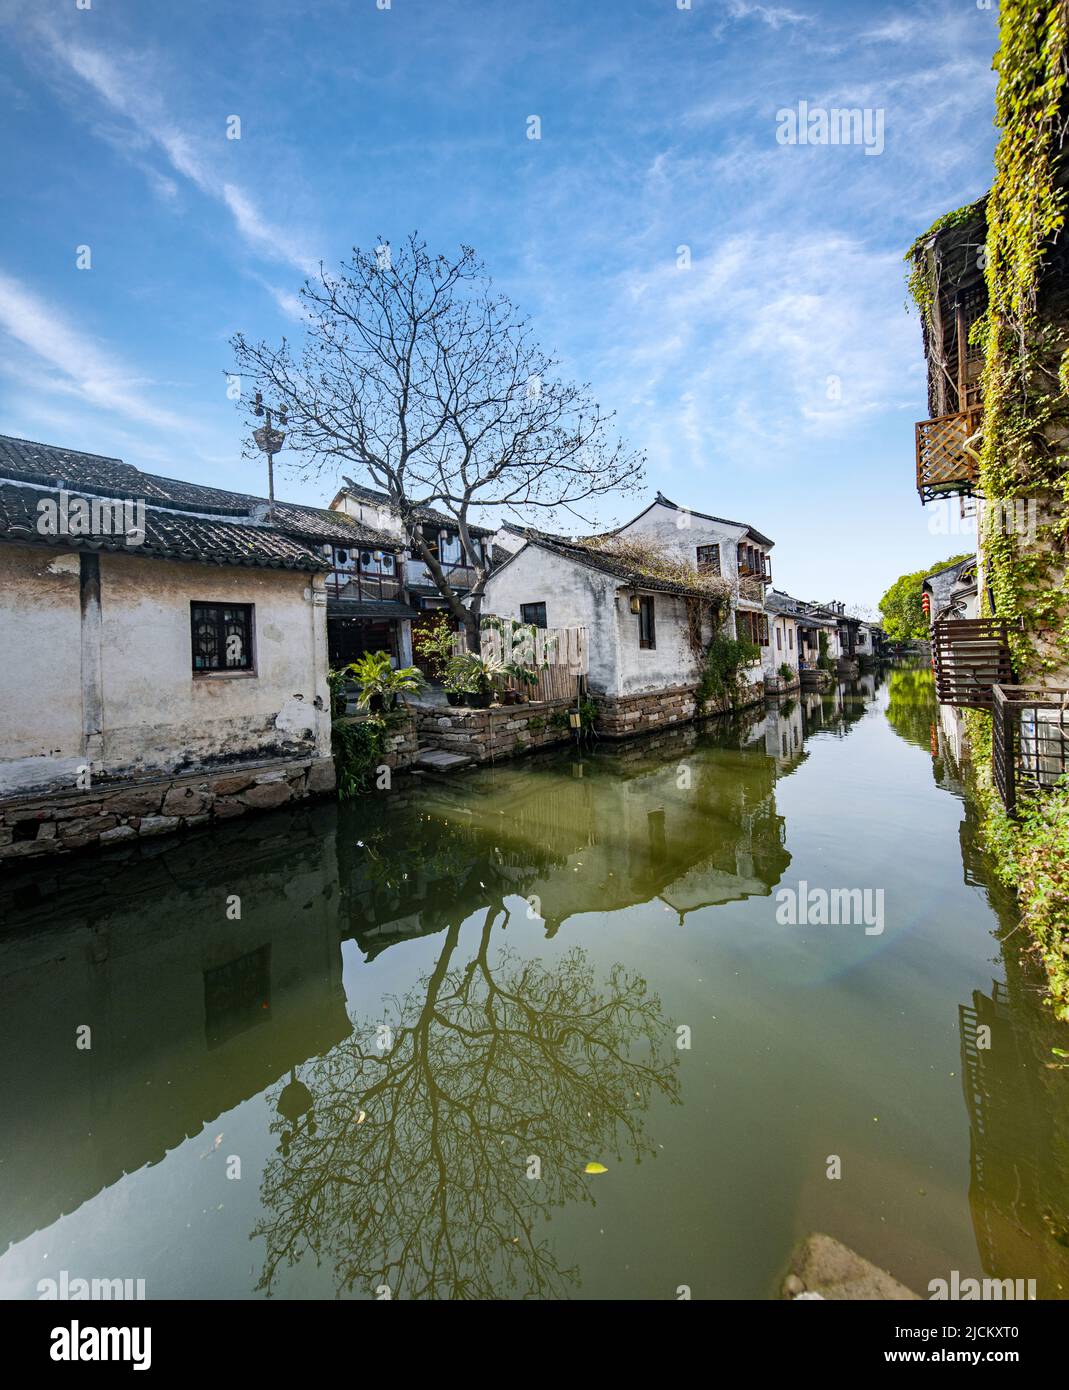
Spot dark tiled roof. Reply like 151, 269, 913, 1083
0, 479, 330, 570
765, 590, 839, 624
922, 559, 976, 617
0, 433, 404, 570
513, 532, 720, 599
326, 599, 419, 619
0, 434, 398, 550
339, 478, 494, 536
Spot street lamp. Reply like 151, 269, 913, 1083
251, 391, 288, 521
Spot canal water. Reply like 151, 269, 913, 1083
1, 668, 1067, 1301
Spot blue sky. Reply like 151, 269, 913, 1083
0, 0, 999, 609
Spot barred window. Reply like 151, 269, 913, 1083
696, 544, 721, 575
191, 602, 254, 673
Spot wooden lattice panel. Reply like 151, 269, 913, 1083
916, 408, 982, 503
932, 618, 1013, 710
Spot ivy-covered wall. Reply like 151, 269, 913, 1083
908, 2, 1069, 683
906, 4, 1069, 1017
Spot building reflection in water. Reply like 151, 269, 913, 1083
0, 808, 350, 1257
3, 667, 1064, 1299
885, 663, 1069, 1299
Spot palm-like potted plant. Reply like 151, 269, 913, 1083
345, 651, 426, 713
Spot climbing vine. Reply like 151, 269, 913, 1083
695, 633, 760, 715
332, 717, 389, 798
903, 8, 1069, 1015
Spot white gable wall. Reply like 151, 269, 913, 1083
617, 501, 751, 588
481, 544, 621, 692
482, 543, 711, 697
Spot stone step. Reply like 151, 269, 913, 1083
414, 749, 474, 772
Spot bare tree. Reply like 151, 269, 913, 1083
231, 234, 644, 648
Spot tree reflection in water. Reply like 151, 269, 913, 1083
254, 910, 680, 1299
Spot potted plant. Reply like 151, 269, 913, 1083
345, 651, 426, 713
443, 654, 473, 706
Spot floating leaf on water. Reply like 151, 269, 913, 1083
584, 1162, 608, 1174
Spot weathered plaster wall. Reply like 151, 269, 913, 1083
481, 545, 621, 692
0, 543, 331, 799
334, 493, 405, 538
612, 589, 704, 696
764, 615, 800, 683
98, 553, 331, 774
0, 545, 84, 792
483, 543, 717, 699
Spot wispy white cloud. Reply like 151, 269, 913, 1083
0, 271, 185, 431
32, 23, 319, 277
723, 0, 811, 29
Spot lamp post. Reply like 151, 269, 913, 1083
251, 391, 287, 521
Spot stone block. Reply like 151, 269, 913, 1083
99, 825, 138, 844
104, 788, 163, 817
241, 782, 293, 810
138, 815, 181, 835
162, 786, 211, 817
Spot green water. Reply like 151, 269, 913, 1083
2, 668, 1068, 1300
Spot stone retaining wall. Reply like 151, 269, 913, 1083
592, 681, 765, 739
415, 699, 576, 762
0, 755, 335, 861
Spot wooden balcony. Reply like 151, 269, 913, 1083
325, 571, 403, 603
993, 684, 1069, 816
916, 407, 983, 503
931, 617, 1013, 710
737, 556, 772, 582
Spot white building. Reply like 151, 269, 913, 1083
0, 435, 341, 858
481, 500, 773, 736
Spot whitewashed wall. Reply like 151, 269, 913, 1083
0, 543, 330, 797
482, 543, 709, 696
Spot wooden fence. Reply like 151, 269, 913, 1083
455, 621, 588, 703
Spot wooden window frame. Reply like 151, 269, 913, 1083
738, 610, 769, 647
521, 602, 547, 629
638, 595, 656, 650
191, 601, 255, 676
696, 543, 721, 576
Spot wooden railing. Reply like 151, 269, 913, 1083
325, 571, 403, 602
993, 684, 1069, 817
916, 407, 983, 503
932, 617, 1013, 710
